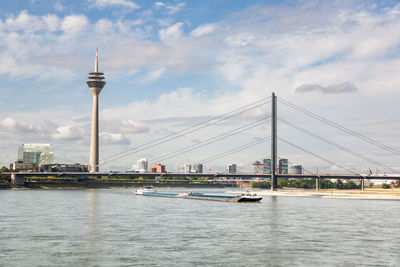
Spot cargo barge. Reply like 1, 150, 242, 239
135, 187, 262, 202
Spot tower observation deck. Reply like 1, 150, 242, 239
87, 48, 106, 173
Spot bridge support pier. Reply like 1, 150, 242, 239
315, 177, 319, 191
361, 178, 364, 191
11, 173, 25, 185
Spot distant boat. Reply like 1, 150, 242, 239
135, 187, 262, 202
135, 186, 157, 195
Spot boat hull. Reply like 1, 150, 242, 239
136, 192, 262, 202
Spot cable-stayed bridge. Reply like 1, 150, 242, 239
7, 93, 400, 190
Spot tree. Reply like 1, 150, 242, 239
251, 181, 271, 189
0, 166, 9, 172
345, 180, 360, 189
336, 179, 344, 189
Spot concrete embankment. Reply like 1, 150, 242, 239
0, 181, 10, 189
227, 189, 400, 200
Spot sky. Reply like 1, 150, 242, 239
1, 0, 400, 174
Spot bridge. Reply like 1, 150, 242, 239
5, 93, 400, 191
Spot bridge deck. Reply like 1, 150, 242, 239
3, 172, 400, 180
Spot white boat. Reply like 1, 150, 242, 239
238, 192, 263, 202
135, 186, 157, 195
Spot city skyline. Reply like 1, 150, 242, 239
1, 0, 400, 173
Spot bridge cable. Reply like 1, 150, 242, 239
99, 97, 271, 166
149, 118, 270, 164
278, 137, 363, 176
277, 97, 400, 156
278, 117, 400, 174
199, 137, 270, 164
234, 155, 319, 178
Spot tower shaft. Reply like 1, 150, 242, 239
89, 93, 99, 172
87, 48, 106, 173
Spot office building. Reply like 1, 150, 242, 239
150, 163, 166, 173
192, 163, 203, 173
290, 165, 303, 174
40, 163, 88, 172
10, 160, 38, 172
279, 158, 289, 174
263, 158, 271, 174
253, 161, 263, 174
137, 158, 148, 173
227, 163, 237, 174
184, 164, 191, 173
18, 144, 54, 165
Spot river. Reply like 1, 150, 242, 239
1, 188, 399, 266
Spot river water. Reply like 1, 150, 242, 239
1, 188, 399, 266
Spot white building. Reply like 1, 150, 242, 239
18, 144, 54, 165
184, 164, 191, 173
137, 158, 148, 173
367, 174, 400, 186
227, 163, 237, 174
192, 163, 203, 173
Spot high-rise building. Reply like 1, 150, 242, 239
279, 158, 289, 174
263, 159, 271, 174
184, 164, 191, 173
227, 163, 237, 174
192, 163, 203, 173
137, 158, 148, 173
290, 165, 303, 174
87, 48, 106, 173
150, 163, 166, 173
253, 161, 263, 174
18, 144, 54, 165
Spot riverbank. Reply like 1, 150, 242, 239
239, 188, 400, 200
5, 181, 237, 190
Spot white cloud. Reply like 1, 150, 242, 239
191, 24, 216, 37
4, 10, 44, 32
0, 117, 44, 133
92, 0, 139, 10
43, 14, 60, 32
159, 22, 184, 44
295, 82, 357, 94
100, 132, 130, 145
154, 2, 185, 14
101, 119, 150, 133
95, 19, 114, 34
61, 15, 89, 35
140, 67, 165, 83
54, 1, 64, 11
52, 126, 86, 140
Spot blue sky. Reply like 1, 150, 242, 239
1, 0, 400, 173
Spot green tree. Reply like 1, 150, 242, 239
382, 183, 391, 189
0, 166, 9, 172
335, 179, 344, 189
320, 179, 333, 189
278, 179, 289, 188
345, 180, 360, 189
251, 181, 271, 189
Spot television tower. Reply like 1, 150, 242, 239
87, 48, 106, 173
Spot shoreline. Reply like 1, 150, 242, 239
240, 188, 400, 200
3, 181, 400, 200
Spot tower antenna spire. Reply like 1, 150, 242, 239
95, 47, 99, 72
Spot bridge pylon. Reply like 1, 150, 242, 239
271, 92, 278, 191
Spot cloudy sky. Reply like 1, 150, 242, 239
1, 0, 400, 174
